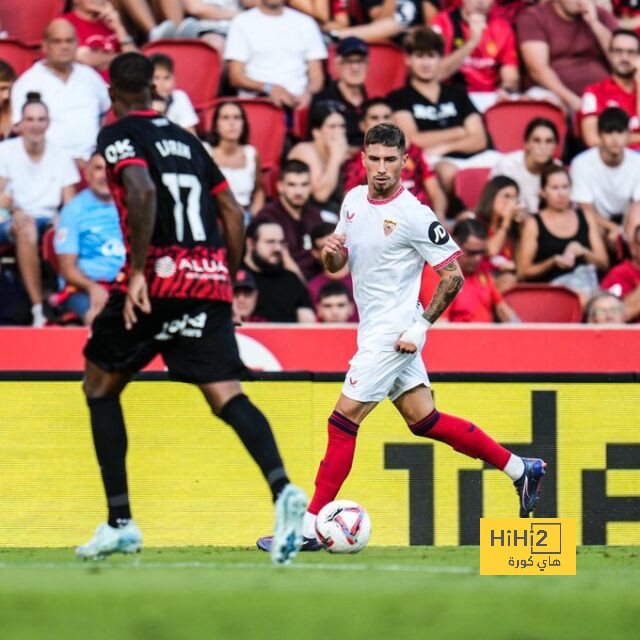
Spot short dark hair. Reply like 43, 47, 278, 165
318, 280, 351, 302
610, 28, 640, 48
280, 158, 310, 177
22, 91, 48, 116
310, 222, 336, 247
109, 52, 154, 94
208, 100, 250, 146
452, 218, 487, 244
361, 97, 391, 121
598, 107, 630, 133
149, 53, 174, 73
0, 59, 16, 83
403, 26, 445, 56
524, 117, 559, 143
364, 122, 405, 152
245, 219, 282, 242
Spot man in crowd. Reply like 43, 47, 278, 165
11, 19, 111, 163
579, 28, 640, 148
312, 37, 369, 151
224, 0, 326, 109
256, 160, 326, 281
388, 27, 496, 196
571, 107, 640, 249
517, 0, 617, 111
431, 0, 519, 111
0, 94, 79, 327
242, 220, 316, 322
232, 268, 266, 324
54, 150, 125, 326
442, 218, 520, 323
316, 280, 355, 323
583, 291, 626, 323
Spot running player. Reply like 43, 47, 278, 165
258, 123, 546, 552
76, 53, 307, 565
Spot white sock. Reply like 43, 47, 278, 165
302, 511, 317, 539
503, 454, 525, 481
31, 303, 45, 327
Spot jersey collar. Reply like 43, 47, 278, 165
127, 109, 157, 117
367, 185, 404, 205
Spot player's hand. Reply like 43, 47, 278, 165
86, 283, 109, 326
394, 318, 431, 354
323, 233, 346, 255
394, 338, 419, 354
124, 271, 151, 330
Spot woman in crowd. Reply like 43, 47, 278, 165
287, 100, 349, 214
476, 175, 524, 291
207, 100, 264, 221
516, 166, 609, 303
0, 60, 16, 141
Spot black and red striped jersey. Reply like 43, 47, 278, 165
97, 110, 232, 301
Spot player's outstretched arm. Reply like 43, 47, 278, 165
395, 260, 464, 354
215, 187, 245, 282
321, 233, 348, 273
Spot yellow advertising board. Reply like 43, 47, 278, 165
0, 381, 638, 547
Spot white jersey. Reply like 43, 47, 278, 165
336, 185, 461, 351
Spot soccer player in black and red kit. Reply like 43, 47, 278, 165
76, 53, 307, 564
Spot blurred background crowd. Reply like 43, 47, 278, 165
1, 0, 639, 327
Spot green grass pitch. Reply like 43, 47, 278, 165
1, 546, 638, 640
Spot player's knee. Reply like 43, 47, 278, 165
219, 393, 258, 423
14, 217, 37, 242
408, 409, 440, 437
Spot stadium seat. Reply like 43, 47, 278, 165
453, 167, 491, 211
292, 105, 309, 140
0, 39, 40, 76
141, 39, 222, 108
502, 284, 582, 323
0, 0, 65, 46
41, 227, 59, 274
484, 100, 566, 158
197, 98, 286, 171
328, 42, 406, 98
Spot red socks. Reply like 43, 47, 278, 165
410, 409, 511, 470
308, 411, 359, 515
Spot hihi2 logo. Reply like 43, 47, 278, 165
480, 518, 576, 575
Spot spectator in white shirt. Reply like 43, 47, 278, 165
224, 0, 327, 109
571, 107, 640, 249
11, 19, 111, 164
0, 94, 79, 327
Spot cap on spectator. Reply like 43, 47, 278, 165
234, 269, 257, 291
337, 37, 368, 57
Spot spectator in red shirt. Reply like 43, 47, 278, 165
63, 0, 137, 82
601, 223, 640, 320
256, 159, 327, 281
342, 97, 447, 219
579, 28, 640, 148
316, 280, 356, 322
442, 218, 519, 322
517, 0, 618, 112
431, 0, 519, 111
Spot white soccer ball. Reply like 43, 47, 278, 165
315, 500, 371, 553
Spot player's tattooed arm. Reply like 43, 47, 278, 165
215, 187, 245, 281
122, 165, 157, 272
424, 260, 464, 323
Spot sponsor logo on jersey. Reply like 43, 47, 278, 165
428, 221, 451, 245
104, 138, 136, 164
155, 312, 207, 341
154, 256, 230, 280
155, 256, 177, 278
346, 211, 356, 221
383, 219, 397, 237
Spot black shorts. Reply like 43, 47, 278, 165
84, 291, 246, 384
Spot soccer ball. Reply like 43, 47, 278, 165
315, 500, 371, 553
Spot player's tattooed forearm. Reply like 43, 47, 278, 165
423, 275, 464, 323
441, 261, 458, 271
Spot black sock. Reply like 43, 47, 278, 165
87, 396, 132, 527
219, 394, 289, 501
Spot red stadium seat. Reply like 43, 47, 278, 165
328, 42, 407, 98
502, 284, 582, 323
292, 105, 310, 140
0, 0, 65, 46
0, 39, 40, 76
141, 39, 222, 108
484, 100, 566, 158
197, 98, 286, 171
453, 167, 491, 211
41, 227, 59, 274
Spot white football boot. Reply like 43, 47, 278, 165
271, 484, 308, 565
75, 521, 143, 560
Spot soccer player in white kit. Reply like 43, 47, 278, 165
257, 123, 547, 553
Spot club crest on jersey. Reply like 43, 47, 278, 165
383, 219, 397, 236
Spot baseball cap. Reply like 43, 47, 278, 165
234, 269, 257, 291
337, 37, 368, 57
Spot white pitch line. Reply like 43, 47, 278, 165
0, 560, 475, 574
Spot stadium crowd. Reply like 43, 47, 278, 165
1, 0, 640, 326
